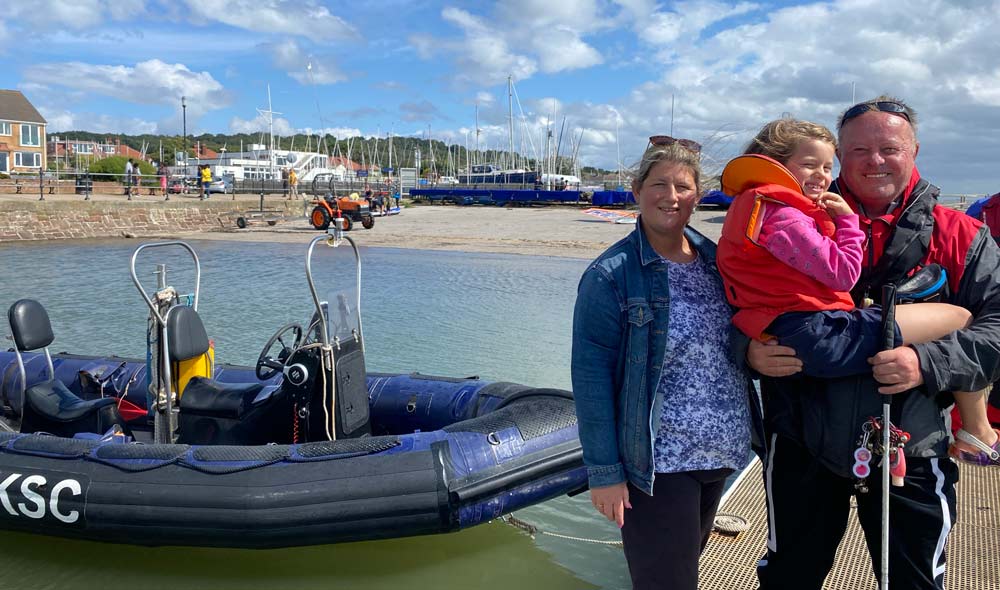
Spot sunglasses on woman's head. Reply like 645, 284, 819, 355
648, 135, 702, 154
841, 101, 911, 125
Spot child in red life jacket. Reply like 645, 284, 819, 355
716, 118, 999, 465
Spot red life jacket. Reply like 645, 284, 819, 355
717, 183, 855, 338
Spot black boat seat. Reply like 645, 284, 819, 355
168, 306, 292, 445
25, 380, 118, 421
8, 298, 130, 438
21, 380, 126, 438
179, 377, 266, 419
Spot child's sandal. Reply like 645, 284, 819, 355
949, 428, 1000, 466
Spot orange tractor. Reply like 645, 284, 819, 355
310, 194, 375, 231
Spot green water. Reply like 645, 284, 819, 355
0, 239, 628, 590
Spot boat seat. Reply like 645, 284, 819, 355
168, 306, 292, 445
179, 378, 265, 418
21, 380, 126, 438
8, 298, 130, 438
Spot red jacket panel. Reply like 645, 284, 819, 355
717, 183, 855, 338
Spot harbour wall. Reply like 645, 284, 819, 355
0, 198, 298, 242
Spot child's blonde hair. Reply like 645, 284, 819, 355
743, 118, 836, 165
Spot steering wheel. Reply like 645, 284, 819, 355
256, 322, 304, 380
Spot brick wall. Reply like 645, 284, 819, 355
0, 199, 289, 241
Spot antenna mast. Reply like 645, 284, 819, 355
256, 85, 282, 180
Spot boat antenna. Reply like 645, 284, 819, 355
615, 114, 622, 188
670, 93, 675, 137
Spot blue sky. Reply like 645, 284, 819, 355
2, 0, 999, 193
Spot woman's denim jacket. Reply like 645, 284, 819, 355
571, 222, 762, 495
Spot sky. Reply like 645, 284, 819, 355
1, 0, 998, 193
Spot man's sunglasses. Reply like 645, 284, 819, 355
841, 101, 911, 125
648, 135, 702, 154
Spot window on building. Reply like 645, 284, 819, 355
73, 143, 94, 154
0, 122, 11, 135
20, 124, 40, 147
14, 152, 41, 168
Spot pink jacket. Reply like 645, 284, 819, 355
758, 205, 865, 292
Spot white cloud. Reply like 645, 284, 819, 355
230, 114, 296, 136
529, 28, 604, 72
22, 59, 230, 134
24, 59, 228, 110
42, 109, 158, 135
181, 0, 357, 43
619, 0, 758, 47
409, 3, 610, 86
435, 7, 538, 85
260, 40, 346, 85
6, 0, 145, 30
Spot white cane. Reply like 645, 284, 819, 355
879, 284, 896, 590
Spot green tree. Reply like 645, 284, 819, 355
87, 156, 156, 180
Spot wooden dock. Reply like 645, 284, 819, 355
700, 458, 999, 589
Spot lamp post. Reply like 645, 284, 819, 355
182, 95, 187, 171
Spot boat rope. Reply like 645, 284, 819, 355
501, 513, 623, 547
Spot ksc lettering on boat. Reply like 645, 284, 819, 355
0, 471, 85, 524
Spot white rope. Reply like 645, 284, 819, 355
501, 514, 623, 547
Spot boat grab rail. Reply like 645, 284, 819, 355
129, 241, 202, 325
305, 227, 363, 351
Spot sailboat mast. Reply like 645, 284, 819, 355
268, 85, 275, 179
507, 76, 515, 170
474, 103, 481, 167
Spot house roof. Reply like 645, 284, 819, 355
329, 156, 363, 170
0, 90, 46, 124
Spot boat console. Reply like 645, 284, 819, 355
129, 228, 371, 446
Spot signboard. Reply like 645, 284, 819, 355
382, 167, 394, 174
399, 167, 418, 195
356, 170, 368, 177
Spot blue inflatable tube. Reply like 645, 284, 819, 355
0, 352, 586, 548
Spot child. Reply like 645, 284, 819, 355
717, 118, 999, 465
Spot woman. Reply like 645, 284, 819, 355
571, 138, 756, 590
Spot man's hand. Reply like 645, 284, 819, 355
590, 482, 631, 528
747, 338, 803, 377
869, 346, 924, 394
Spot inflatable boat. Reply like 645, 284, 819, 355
0, 233, 585, 548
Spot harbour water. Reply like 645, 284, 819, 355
0, 238, 631, 590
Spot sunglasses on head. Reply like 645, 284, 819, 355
648, 135, 702, 154
841, 101, 911, 125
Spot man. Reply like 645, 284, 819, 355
748, 97, 1000, 589
289, 168, 298, 200
124, 158, 134, 197
200, 164, 212, 200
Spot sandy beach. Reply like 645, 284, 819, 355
194, 202, 731, 259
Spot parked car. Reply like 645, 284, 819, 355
167, 177, 189, 194
206, 174, 234, 194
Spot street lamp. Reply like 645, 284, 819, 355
181, 96, 187, 169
